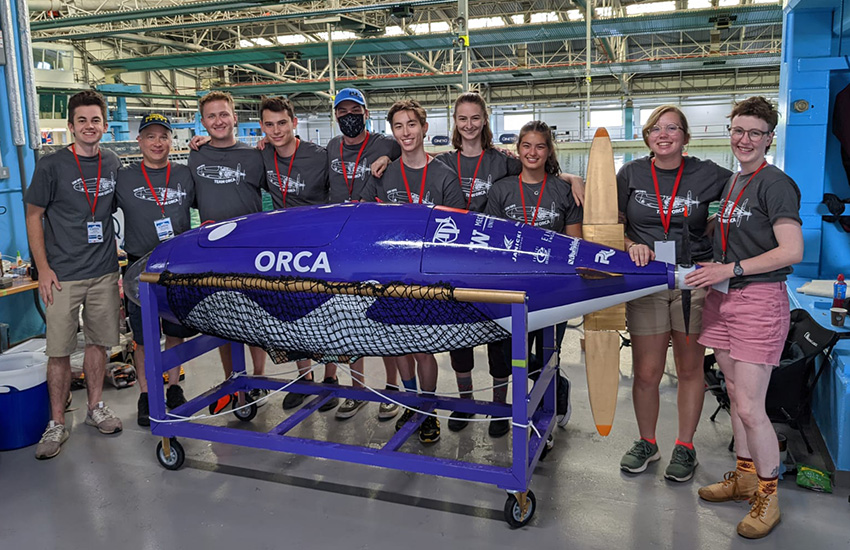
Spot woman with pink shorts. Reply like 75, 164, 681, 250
685, 97, 803, 539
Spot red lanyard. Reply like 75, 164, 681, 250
518, 174, 548, 226
340, 133, 370, 199
70, 144, 102, 221
457, 150, 485, 210
274, 138, 300, 208
650, 158, 685, 240
719, 161, 768, 261
140, 161, 172, 217
400, 157, 430, 204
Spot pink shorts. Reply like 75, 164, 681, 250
698, 282, 789, 367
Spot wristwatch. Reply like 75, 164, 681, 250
733, 260, 744, 277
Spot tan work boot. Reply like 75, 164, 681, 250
737, 492, 780, 539
698, 470, 758, 502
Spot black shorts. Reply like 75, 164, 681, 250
127, 299, 197, 347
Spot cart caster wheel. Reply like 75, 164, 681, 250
156, 438, 185, 470
539, 434, 555, 461
233, 393, 258, 422
504, 490, 536, 528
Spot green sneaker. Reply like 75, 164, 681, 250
620, 439, 661, 473
664, 444, 699, 482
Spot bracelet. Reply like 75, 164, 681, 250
627, 242, 639, 250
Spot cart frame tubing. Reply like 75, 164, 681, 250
139, 281, 558, 493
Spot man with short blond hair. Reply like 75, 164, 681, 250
189, 91, 269, 404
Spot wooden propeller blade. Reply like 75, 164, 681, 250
582, 127, 626, 437
584, 331, 620, 436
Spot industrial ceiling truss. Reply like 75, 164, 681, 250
27, 0, 784, 109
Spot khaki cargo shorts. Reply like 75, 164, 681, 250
45, 272, 120, 357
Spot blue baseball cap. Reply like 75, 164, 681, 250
333, 88, 367, 109
139, 113, 172, 132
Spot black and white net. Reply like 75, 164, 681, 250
159, 272, 511, 364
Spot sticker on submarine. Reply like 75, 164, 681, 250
425, 211, 581, 267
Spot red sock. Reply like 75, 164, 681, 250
675, 439, 694, 450
642, 437, 657, 445
758, 475, 778, 495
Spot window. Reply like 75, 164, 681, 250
530, 12, 558, 23
626, 1, 676, 15
32, 48, 72, 71
590, 109, 623, 128
504, 113, 533, 131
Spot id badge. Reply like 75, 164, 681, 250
154, 217, 174, 241
653, 240, 676, 264
712, 278, 730, 294
87, 221, 104, 244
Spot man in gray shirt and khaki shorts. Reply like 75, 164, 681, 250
25, 90, 124, 460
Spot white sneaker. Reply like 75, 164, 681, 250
85, 402, 123, 434
35, 421, 69, 460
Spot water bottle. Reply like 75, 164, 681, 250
833, 274, 847, 308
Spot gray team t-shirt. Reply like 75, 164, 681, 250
361, 157, 466, 208
327, 132, 401, 203
486, 174, 582, 232
24, 146, 120, 281
713, 164, 802, 288
434, 148, 521, 212
617, 156, 731, 262
188, 142, 265, 222
261, 140, 328, 208
116, 162, 195, 258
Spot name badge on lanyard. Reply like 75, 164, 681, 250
650, 159, 683, 265
713, 275, 730, 294
87, 221, 104, 243
154, 217, 174, 241
653, 240, 676, 264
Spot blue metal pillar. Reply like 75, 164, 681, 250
624, 99, 635, 140
0, 0, 42, 343
780, 0, 850, 477
777, 2, 835, 278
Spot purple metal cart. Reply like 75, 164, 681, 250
139, 278, 559, 528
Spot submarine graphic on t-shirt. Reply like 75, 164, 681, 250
460, 175, 493, 198
265, 170, 305, 194
386, 188, 434, 205
330, 158, 369, 179
504, 202, 559, 227
633, 189, 700, 215
132, 182, 187, 206
718, 199, 752, 227
195, 163, 246, 185
71, 175, 116, 196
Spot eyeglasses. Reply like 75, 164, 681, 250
648, 124, 683, 135
728, 126, 771, 142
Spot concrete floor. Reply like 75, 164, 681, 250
2, 325, 848, 550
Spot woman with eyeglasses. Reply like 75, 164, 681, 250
616, 105, 732, 482
685, 96, 802, 539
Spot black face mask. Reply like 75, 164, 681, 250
338, 112, 366, 138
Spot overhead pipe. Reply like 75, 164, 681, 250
327, 21, 336, 137
28, 0, 134, 11
458, 0, 469, 91
1, 0, 26, 147
17, 0, 41, 150
586, 0, 592, 141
